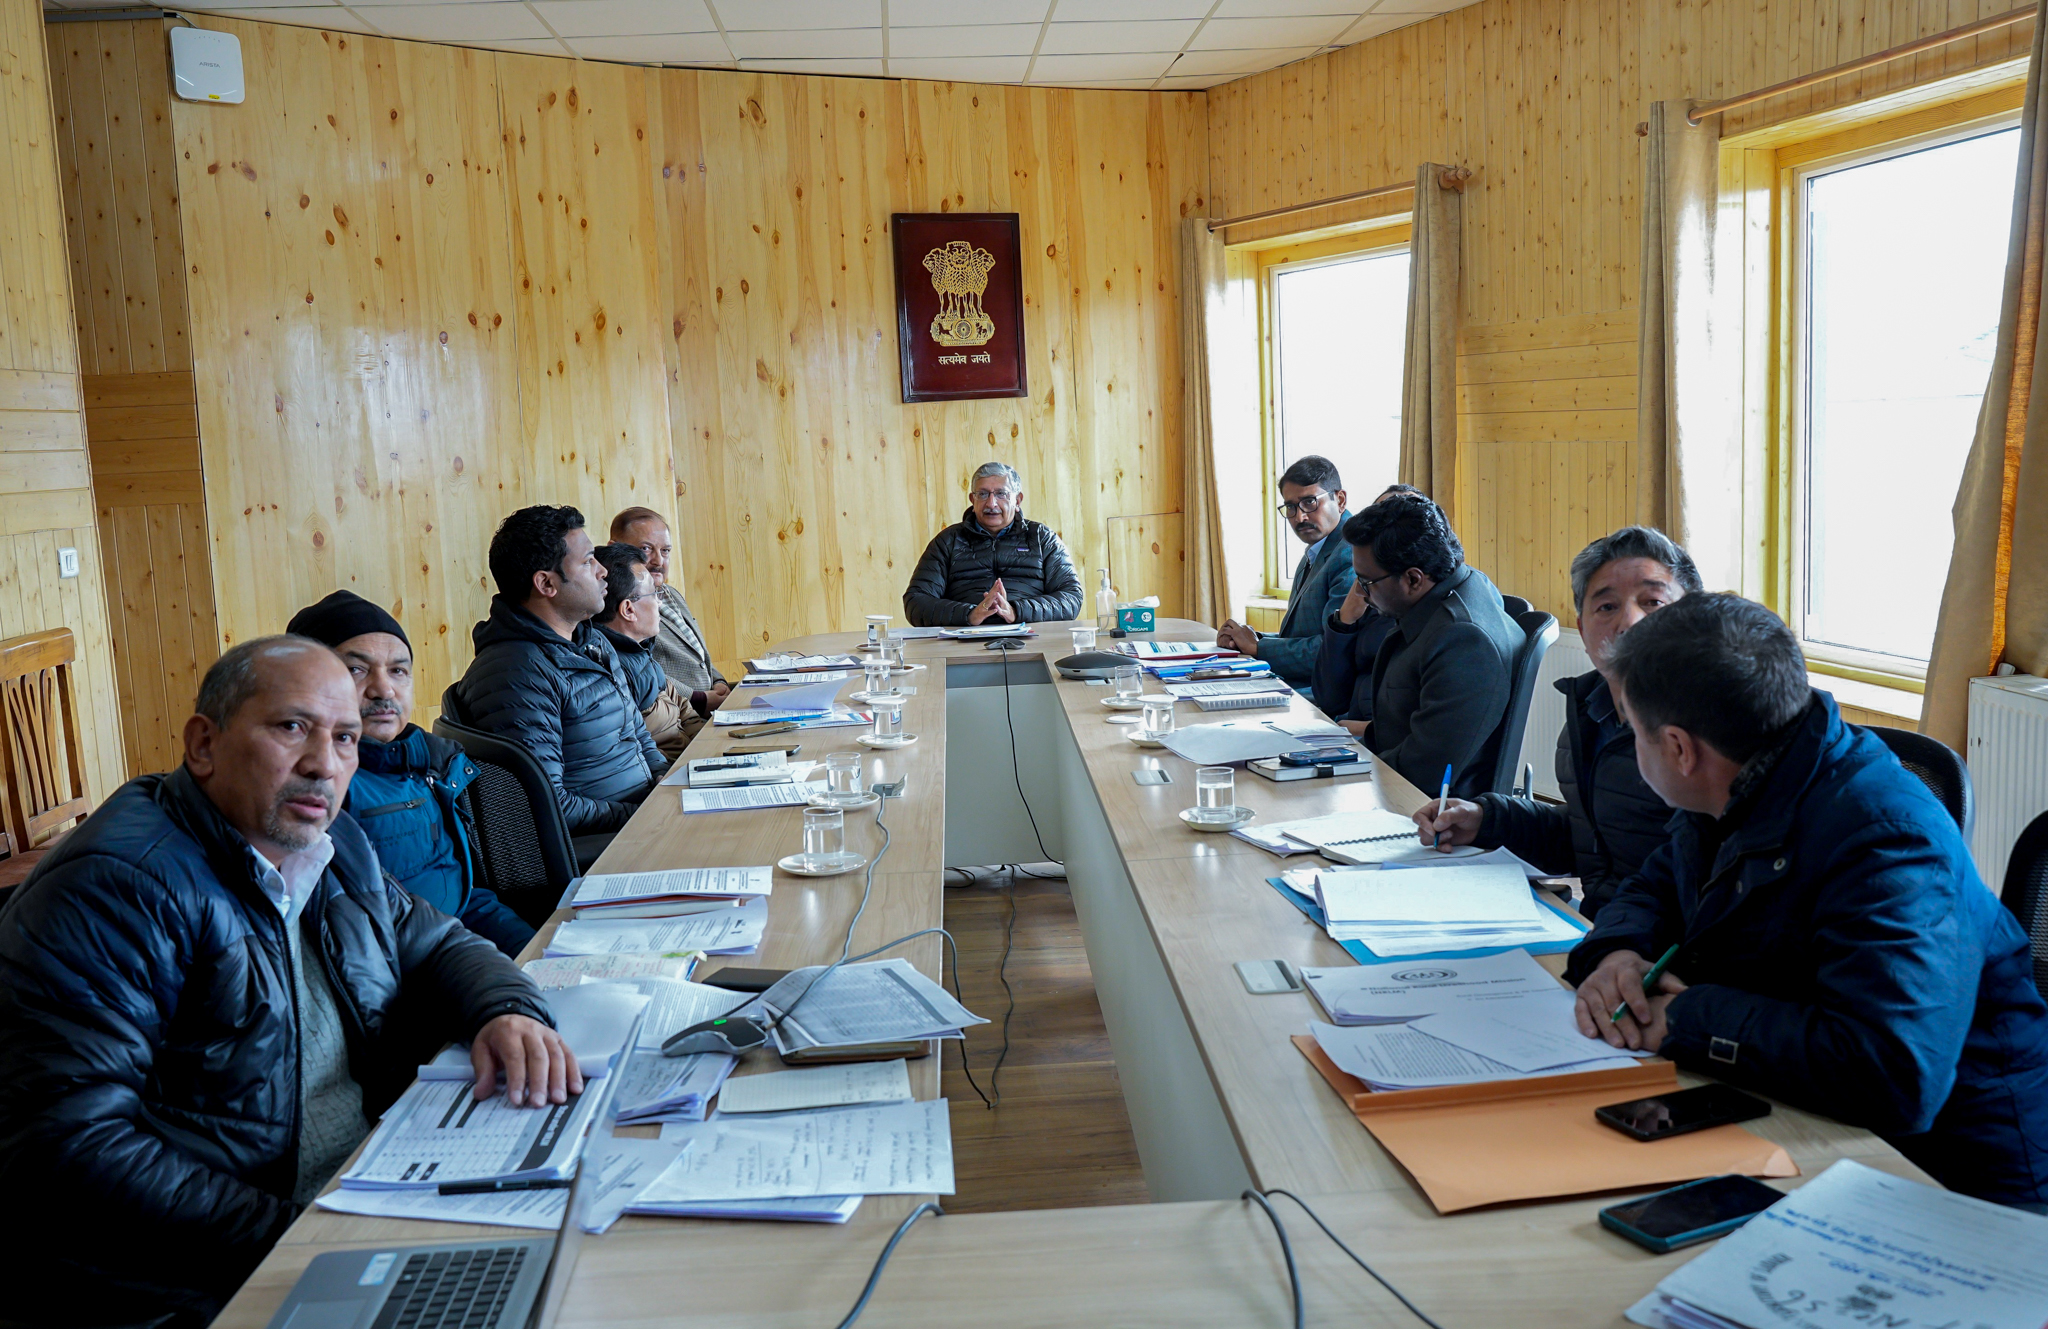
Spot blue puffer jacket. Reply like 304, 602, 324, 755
449, 597, 665, 834
350, 725, 478, 918
1566, 692, 2048, 1207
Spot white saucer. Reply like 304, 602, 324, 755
1179, 806, 1255, 832
807, 790, 881, 809
857, 733, 919, 748
778, 851, 867, 877
1100, 696, 1145, 710
1127, 732, 1169, 748
847, 688, 904, 703
1104, 714, 1142, 726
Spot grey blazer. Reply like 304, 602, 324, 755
649, 583, 726, 695
1367, 563, 1522, 800
1258, 516, 1355, 688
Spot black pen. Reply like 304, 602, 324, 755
437, 1177, 573, 1196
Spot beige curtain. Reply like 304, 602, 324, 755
1925, 14, 2048, 748
1182, 216, 1232, 624
1637, 100, 1741, 591
1397, 165, 1462, 521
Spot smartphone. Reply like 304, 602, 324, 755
723, 743, 801, 757
1595, 1084, 1773, 1141
1279, 747, 1360, 768
1598, 1174, 1786, 1253
699, 966, 791, 993
729, 722, 800, 739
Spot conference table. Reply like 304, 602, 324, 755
216, 619, 1924, 1328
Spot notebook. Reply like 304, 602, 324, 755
1193, 691, 1292, 712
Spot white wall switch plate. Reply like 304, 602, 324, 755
57, 547, 80, 579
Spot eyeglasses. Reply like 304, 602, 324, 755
1276, 491, 1331, 518
1357, 568, 1408, 592
971, 488, 1015, 504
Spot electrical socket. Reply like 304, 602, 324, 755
57, 547, 79, 579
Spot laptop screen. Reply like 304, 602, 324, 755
526, 1008, 644, 1329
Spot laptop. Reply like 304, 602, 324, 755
263, 1023, 636, 1329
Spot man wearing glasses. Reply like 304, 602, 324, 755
904, 461, 1084, 626
593, 542, 702, 760
1215, 455, 1356, 695
609, 506, 729, 721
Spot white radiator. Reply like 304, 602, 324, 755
1967, 674, 2048, 892
1516, 627, 1593, 801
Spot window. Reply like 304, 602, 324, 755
1254, 228, 1411, 595
1796, 125, 2018, 667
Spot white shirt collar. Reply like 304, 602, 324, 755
245, 832, 336, 919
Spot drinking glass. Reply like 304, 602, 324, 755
1195, 766, 1236, 821
865, 615, 891, 650
1070, 625, 1098, 652
824, 752, 865, 803
1139, 696, 1176, 740
883, 638, 907, 671
855, 659, 891, 701
1113, 664, 1143, 703
871, 697, 905, 741
802, 807, 845, 866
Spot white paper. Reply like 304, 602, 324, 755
1380, 846, 1549, 879
571, 867, 771, 907
588, 976, 753, 1047
545, 901, 767, 959
716, 1060, 914, 1114
746, 654, 864, 672
630, 1194, 863, 1223
739, 670, 854, 684
760, 958, 987, 1053
1121, 641, 1226, 658
636, 1099, 954, 1202
661, 760, 817, 789
1300, 949, 1568, 1025
610, 1049, 736, 1123
1408, 989, 1653, 1072
1158, 720, 1302, 765
1650, 1160, 2048, 1329
678, 781, 829, 813
713, 707, 869, 728
1264, 716, 1354, 739
749, 677, 849, 712
1310, 1019, 1535, 1090
314, 1136, 685, 1235
1264, 809, 1424, 853
1162, 678, 1294, 698
521, 954, 695, 989
676, 752, 790, 786
1315, 864, 1545, 926
341, 1078, 607, 1188
418, 982, 650, 1081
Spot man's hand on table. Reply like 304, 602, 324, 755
1572, 949, 1688, 1053
968, 580, 1016, 625
470, 1014, 584, 1106
1216, 619, 1260, 656
1413, 796, 1483, 849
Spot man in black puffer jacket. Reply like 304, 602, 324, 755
450, 505, 666, 834
903, 461, 1083, 626
0, 637, 571, 1329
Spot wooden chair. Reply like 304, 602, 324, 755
0, 628, 92, 890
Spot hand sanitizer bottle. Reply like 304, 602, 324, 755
1096, 569, 1117, 631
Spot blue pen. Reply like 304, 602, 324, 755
1432, 763, 1453, 848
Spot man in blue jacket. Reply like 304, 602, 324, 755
1216, 454, 1356, 695
287, 590, 534, 957
449, 505, 666, 835
1568, 593, 2048, 1208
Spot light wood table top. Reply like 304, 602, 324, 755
214, 619, 1920, 1329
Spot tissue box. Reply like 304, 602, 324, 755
1117, 604, 1155, 633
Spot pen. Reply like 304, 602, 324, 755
436, 1177, 573, 1196
1611, 943, 1682, 1024
1433, 763, 1453, 848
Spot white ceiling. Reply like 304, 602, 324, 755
44, 0, 1479, 89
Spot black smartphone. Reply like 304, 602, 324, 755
699, 966, 791, 993
1595, 1084, 1772, 1141
1279, 747, 1360, 768
1598, 1174, 1786, 1253
723, 743, 801, 757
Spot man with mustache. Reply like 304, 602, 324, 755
0, 637, 572, 1327
287, 590, 534, 956
1216, 455, 1357, 696
903, 461, 1083, 626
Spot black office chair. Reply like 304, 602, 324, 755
1866, 726, 1973, 839
435, 686, 602, 926
1486, 608, 1559, 796
1499, 593, 1533, 619
2002, 809, 2048, 996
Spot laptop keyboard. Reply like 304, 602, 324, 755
370, 1247, 530, 1329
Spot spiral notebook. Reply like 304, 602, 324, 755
1193, 691, 1292, 711
1261, 810, 1482, 865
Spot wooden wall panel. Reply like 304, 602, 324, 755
0, 0, 126, 805
1207, 0, 2028, 621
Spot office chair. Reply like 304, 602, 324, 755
1499, 593, 1533, 619
434, 686, 600, 926
1486, 608, 1560, 796
1866, 726, 1973, 839
2002, 810, 2048, 996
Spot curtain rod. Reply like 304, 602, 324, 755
1687, 4, 2035, 124
1207, 166, 1470, 233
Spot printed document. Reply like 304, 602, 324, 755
418, 981, 650, 1080
748, 676, 849, 712
570, 867, 770, 907
340, 1077, 607, 1188
520, 953, 695, 988
1162, 678, 1293, 699
717, 1060, 915, 1114
587, 975, 752, 1047
679, 782, 829, 812
1309, 1019, 1529, 1090
610, 1049, 736, 1124
746, 654, 864, 672
759, 958, 987, 1053
636, 1099, 954, 1202
1409, 989, 1653, 1072
545, 900, 767, 958
316, 1136, 684, 1235
1300, 949, 1569, 1025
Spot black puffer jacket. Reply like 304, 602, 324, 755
0, 767, 551, 1328
449, 597, 665, 833
902, 511, 1084, 626
1472, 670, 1675, 921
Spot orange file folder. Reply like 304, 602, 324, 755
1292, 1035, 1798, 1212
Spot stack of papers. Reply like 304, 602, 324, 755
1300, 948, 1576, 1025
745, 653, 864, 673
567, 866, 772, 920
610, 1051, 737, 1124
545, 901, 768, 959
520, 953, 695, 989
747, 676, 849, 712
1314, 864, 1584, 955
758, 958, 988, 1056
318, 1136, 683, 1234
340, 1075, 610, 1189
632, 1099, 953, 1214
712, 708, 870, 730
679, 751, 793, 785
600, 975, 756, 1048
1162, 677, 1293, 699
679, 782, 830, 812
1158, 719, 1304, 765
1629, 1160, 2048, 1329
717, 1060, 915, 1114
419, 981, 650, 1081
941, 624, 1031, 638
1310, 1015, 1639, 1091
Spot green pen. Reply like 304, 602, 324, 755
1611, 943, 1681, 1024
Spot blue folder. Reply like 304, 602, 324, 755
1264, 876, 1590, 964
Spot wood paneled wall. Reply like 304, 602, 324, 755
46, 19, 219, 776
1206, 0, 2030, 621
0, 0, 125, 805
160, 17, 1203, 697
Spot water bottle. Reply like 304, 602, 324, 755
1095, 569, 1117, 631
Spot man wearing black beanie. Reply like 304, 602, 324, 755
286, 591, 533, 956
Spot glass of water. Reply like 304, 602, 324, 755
1113, 664, 1142, 703
1070, 625, 1098, 652
870, 696, 905, 742
854, 659, 891, 701
824, 751, 865, 803
1139, 695, 1176, 741
882, 638, 907, 671
865, 615, 891, 650
1194, 766, 1236, 821
802, 806, 845, 868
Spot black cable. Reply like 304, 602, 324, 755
755, 794, 893, 1041
991, 870, 1016, 1104
1241, 1190, 1304, 1329
997, 646, 1058, 868
831, 1201, 944, 1329
1265, 1189, 1446, 1329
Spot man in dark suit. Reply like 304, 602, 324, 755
1216, 455, 1356, 695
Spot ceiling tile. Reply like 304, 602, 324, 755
890, 0, 1045, 21
888, 23, 1039, 56
568, 30, 733, 57
726, 25, 882, 55
1190, 14, 1348, 47
889, 54, 1031, 80
735, 54, 888, 72
462, 34, 575, 50
1365, 0, 1467, 15
1050, 77, 1164, 87
1154, 72, 1219, 87
1213, 0, 1363, 14
1060, 0, 1208, 17
1036, 18, 1197, 53
1027, 50, 1173, 78
217, 5, 381, 28
1165, 43, 1314, 74
713, 0, 880, 27
531, 0, 717, 35
177, 0, 352, 9
366, 2, 547, 38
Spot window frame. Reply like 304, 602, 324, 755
1252, 223, 1413, 598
